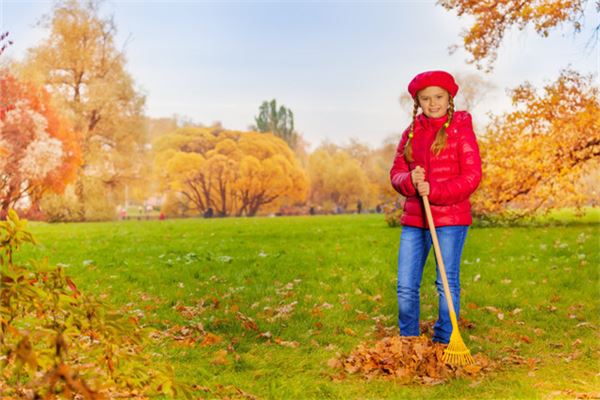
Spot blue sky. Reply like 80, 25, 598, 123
1, 0, 598, 149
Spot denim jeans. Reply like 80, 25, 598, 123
396, 225, 469, 344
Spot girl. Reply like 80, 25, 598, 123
389, 70, 482, 344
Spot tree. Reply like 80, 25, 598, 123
253, 99, 299, 148
472, 69, 600, 216
308, 144, 369, 211
344, 139, 398, 209
0, 70, 81, 217
438, 0, 598, 71
154, 126, 308, 217
18, 0, 146, 220
235, 132, 307, 216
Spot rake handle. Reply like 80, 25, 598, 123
422, 195, 459, 331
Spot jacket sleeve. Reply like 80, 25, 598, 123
429, 113, 482, 206
390, 127, 417, 197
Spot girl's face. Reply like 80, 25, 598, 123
416, 86, 450, 119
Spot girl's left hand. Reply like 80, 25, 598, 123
417, 182, 430, 197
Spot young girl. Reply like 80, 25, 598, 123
389, 70, 482, 344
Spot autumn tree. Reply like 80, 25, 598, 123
472, 69, 600, 216
308, 144, 369, 211
18, 0, 146, 220
343, 139, 400, 209
438, 0, 598, 71
253, 99, 299, 149
0, 70, 81, 217
154, 126, 308, 217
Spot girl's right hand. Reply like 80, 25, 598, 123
411, 166, 425, 186
416, 182, 430, 197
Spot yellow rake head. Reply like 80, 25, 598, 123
442, 330, 475, 366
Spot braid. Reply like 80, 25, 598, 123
431, 96, 454, 156
403, 100, 419, 162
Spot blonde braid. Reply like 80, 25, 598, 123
403, 100, 419, 162
431, 96, 454, 156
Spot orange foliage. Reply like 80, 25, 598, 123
335, 335, 495, 384
0, 70, 81, 215
439, 0, 589, 70
25, 83, 82, 196
473, 69, 600, 216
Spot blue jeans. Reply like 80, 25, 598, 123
396, 225, 469, 344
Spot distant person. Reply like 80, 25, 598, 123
390, 71, 482, 345
159, 212, 166, 220
204, 207, 214, 218
356, 200, 362, 214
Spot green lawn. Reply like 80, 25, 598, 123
15, 213, 599, 399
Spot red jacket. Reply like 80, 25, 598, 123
390, 111, 482, 228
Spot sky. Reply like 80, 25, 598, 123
1, 0, 598, 150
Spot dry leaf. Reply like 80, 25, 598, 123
211, 350, 228, 365
200, 333, 222, 347
344, 328, 357, 336
334, 335, 496, 384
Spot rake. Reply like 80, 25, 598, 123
422, 195, 474, 366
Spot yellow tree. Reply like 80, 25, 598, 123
235, 132, 308, 216
205, 139, 241, 216
344, 139, 396, 210
154, 128, 308, 217
18, 0, 146, 220
308, 145, 369, 211
373, 139, 402, 206
472, 69, 600, 216
153, 126, 220, 215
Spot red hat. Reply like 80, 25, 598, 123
408, 70, 459, 99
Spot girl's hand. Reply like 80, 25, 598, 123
417, 182, 430, 197
411, 166, 425, 186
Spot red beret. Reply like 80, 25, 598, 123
408, 70, 459, 98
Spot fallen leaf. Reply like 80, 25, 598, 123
200, 333, 222, 347
275, 338, 299, 348
520, 335, 532, 344
211, 350, 228, 365
327, 357, 342, 369
344, 327, 357, 336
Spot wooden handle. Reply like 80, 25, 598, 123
422, 195, 459, 329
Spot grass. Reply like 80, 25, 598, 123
14, 212, 600, 399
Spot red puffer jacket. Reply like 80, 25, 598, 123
390, 111, 482, 228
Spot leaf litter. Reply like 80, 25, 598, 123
330, 335, 496, 385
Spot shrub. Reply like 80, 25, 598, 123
0, 210, 190, 398
383, 201, 404, 227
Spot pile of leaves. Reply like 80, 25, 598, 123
331, 335, 496, 385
